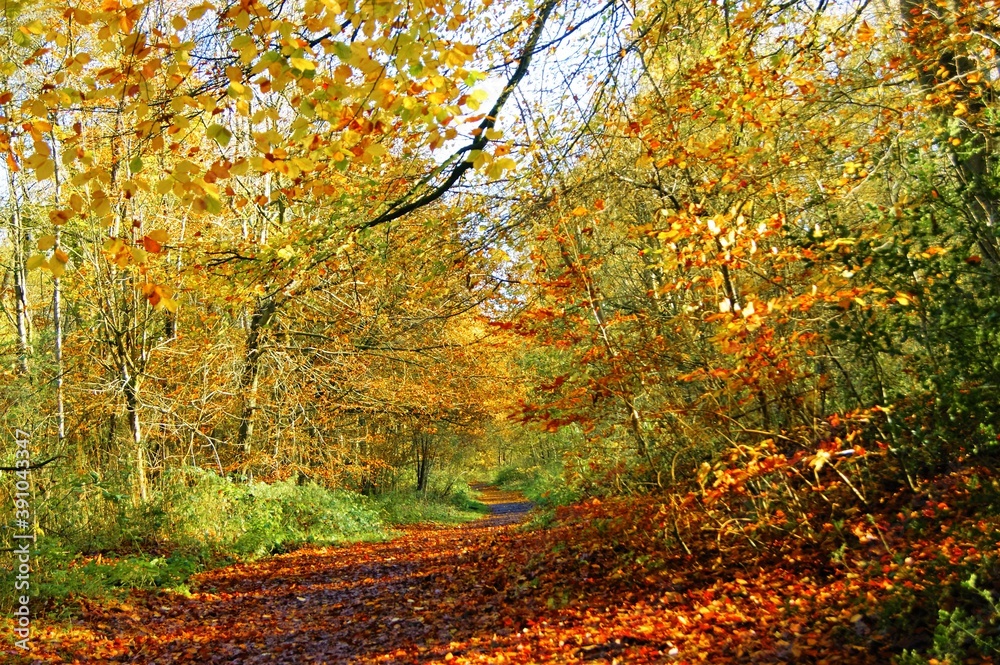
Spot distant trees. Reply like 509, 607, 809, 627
512, 0, 1000, 496
2, 0, 997, 511
0, 0, 546, 500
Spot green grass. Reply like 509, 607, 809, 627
374, 485, 489, 525
493, 463, 581, 508
30, 551, 201, 614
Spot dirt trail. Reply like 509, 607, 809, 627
14, 488, 879, 663
468, 483, 534, 525
23, 486, 544, 665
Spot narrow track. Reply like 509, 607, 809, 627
17, 486, 538, 664
468, 483, 534, 525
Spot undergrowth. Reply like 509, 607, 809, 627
493, 462, 581, 509
2, 469, 486, 617
374, 484, 488, 525
490, 457, 1000, 664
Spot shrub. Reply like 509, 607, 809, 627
141, 469, 389, 558
374, 484, 488, 525
10, 469, 390, 613
494, 462, 581, 508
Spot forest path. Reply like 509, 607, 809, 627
26, 487, 547, 665
468, 482, 534, 525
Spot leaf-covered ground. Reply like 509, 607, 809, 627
6, 480, 1000, 664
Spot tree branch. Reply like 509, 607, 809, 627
0, 456, 61, 472
358, 0, 561, 230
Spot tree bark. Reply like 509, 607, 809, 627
415, 431, 432, 493
7, 165, 31, 376
236, 297, 279, 454
125, 373, 147, 503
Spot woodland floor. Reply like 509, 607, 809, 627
8, 481, 991, 664
10, 487, 557, 665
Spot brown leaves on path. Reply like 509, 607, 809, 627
11, 484, 945, 664
20, 523, 507, 663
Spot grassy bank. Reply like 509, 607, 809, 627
2, 469, 486, 618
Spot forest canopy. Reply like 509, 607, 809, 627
2, 0, 1000, 661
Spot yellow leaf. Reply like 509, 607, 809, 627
495, 157, 516, 173
26, 254, 47, 270
289, 57, 316, 72
467, 88, 488, 111
234, 8, 250, 30
364, 144, 386, 159
231, 35, 257, 64
202, 192, 223, 214
37, 234, 56, 251
49, 209, 73, 225
570, 206, 588, 217
49, 260, 65, 278
94, 198, 112, 221
22, 20, 45, 35
147, 229, 169, 244
103, 238, 124, 253
230, 159, 249, 176
206, 124, 232, 148
187, 3, 209, 20
28, 155, 54, 180
809, 450, 831, 472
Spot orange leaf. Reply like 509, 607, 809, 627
142, 235, 163, 254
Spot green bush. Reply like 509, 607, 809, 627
493, 465, 530, 487
139, 468, 389, 558
445, 484, 490, 513
9, 469, 390, 612
887, 572, 1000, 664
374, 484, 488, 525
34, 552, 200, 612
4, 468, 499, 615
494, 462, 581, 508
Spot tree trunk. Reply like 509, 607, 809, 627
237, 297, 279, 455
415, 432, 432, 493
53, 268, 65, 442
51, 129, 65, 442
125, 374, 147, 503
7, 166, 31, 375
